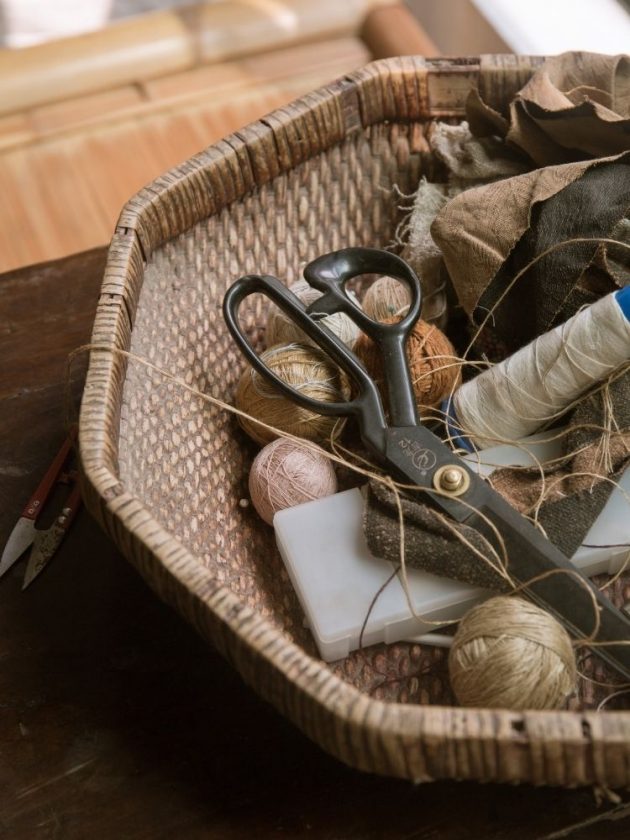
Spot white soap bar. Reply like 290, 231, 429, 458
274, 432, 630, 661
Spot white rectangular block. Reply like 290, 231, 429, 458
274, 432, 630, 661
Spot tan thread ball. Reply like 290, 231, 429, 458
235, 343, 349, 446
266, 279, 361, 348
448, 596, 577, 710
249, 437, 337, 525
362, 276, 411, 322
353, 317, 461, 410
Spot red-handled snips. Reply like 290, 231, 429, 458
0, 427, 81, 589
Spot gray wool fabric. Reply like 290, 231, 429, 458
363, 480, 511, 593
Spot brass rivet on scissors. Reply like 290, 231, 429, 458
433, 465, 470, 497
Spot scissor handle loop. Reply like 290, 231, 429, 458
302, 247, 422, 343
223, 272, 386, 432
223, 248, 424, 447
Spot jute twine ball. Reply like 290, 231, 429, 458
235, 343, 349, 446
266, 279, 360, 348
362, 276, 411, 323
354, 317, 461, 410
448, 596, 577, 710
249, 437, 337, 524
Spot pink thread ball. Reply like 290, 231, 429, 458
248, 438, 338, 525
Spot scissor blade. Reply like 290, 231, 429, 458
0, 518, 36, 578
22, 523, 64, 590
381, 425, 630, 680
473, 486, 630, 680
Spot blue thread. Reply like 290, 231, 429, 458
441, 397, 475, 452
615, 286, 630, 321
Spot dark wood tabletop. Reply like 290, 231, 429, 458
2, 249, 630, 839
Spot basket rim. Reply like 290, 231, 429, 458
79, 55, 630, 787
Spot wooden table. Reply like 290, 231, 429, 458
2, 250, 630, 838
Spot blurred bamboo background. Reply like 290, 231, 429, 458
0, 0, 437, 272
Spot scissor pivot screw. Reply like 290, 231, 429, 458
433, 465, 470, 496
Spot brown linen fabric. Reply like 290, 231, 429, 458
431, 152, 630, 334
400, 122, 527, 326
468, 52, 630, 167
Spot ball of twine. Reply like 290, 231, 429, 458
354, 317, 461, 410
362, 276, 411, 323
235, 343, 349, 446
448, 596, 577, 710
266, 279, 360, 348
249, 437, 337, 525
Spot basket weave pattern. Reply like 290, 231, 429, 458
120, 123, 449, 698
81, 57, 630, 787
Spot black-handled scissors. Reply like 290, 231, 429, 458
224, 247, 630, 679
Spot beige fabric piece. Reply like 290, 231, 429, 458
430, 156, 599, 317
401, 122, 527, 325
401, 178, 449, 325
430, 120, 527, 182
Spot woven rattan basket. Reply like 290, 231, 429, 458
80, 55, 630, 788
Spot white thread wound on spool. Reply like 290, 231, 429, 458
266, 279, 360, 348
454, 291, 630, 448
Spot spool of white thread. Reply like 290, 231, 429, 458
454, 288, 630, 449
